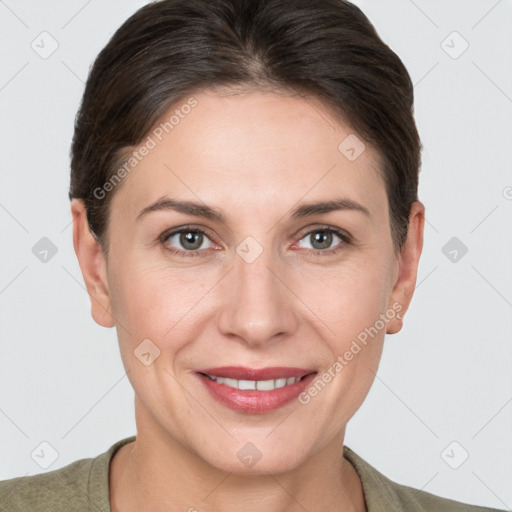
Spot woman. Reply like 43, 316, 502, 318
0, 0, 505, 510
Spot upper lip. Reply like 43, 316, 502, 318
196, 366, 316, 380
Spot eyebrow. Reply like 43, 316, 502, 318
135, 196, 371, 223
290, 198, 371, 220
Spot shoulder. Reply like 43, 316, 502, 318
383, 477, 503, 512
343, 446, 505, 512
0, 458, 94, 512
0, 436, 135, 512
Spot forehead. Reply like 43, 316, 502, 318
110, 90, 387, 222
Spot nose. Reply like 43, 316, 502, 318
216, 246, 299, 348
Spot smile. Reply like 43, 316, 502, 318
195, 366, 318, 414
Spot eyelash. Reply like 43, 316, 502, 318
158, 224, 352, 258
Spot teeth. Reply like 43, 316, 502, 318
206, 375, 302, 391
275, 378, 287, 388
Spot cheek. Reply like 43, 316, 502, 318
292, 256, 392, 407
108, 254, 216, 349
294, 255, 393, 343
107, 259, 209, 399
294, 265, 390, 422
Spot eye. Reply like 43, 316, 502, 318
295, 227, 349, 254
159, 225, 350, 258
161, 227, 216, 256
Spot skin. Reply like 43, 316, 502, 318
72, 89, 424, 512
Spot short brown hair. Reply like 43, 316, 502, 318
69, 0, 421, 254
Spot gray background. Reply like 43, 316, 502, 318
1, 0, 511, 508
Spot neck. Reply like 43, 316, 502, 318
109, 399, 367, 512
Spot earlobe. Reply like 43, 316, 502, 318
71, 199, 115, 328
386, 200, 425, 335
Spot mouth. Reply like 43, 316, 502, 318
195, 366, 318, 414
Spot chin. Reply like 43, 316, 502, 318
195, 434, 311, 476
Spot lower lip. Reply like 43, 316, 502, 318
196, 372, 318, 414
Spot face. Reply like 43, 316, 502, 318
74, 89, 423, 475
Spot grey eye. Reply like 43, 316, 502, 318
166, 230, 213, 251
298, 230, 343, 251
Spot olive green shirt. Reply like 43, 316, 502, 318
0, 436, 504, 511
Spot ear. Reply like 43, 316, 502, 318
386, 200, 425, 335
71, 199, 115, 328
